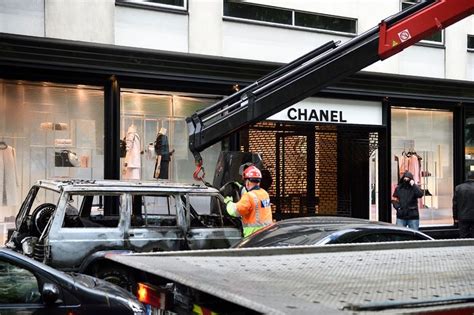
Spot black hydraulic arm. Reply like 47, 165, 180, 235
186, 1, 438, 179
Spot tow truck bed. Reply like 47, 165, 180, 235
108, 239, 474, 314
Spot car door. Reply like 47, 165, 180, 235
127, 194, 186, 252
185, 193, 242, 250
0, 255, 79, 315
49, 192, 126, 270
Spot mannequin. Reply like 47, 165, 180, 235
123, 124, 141, 180
154, 127, 174, 179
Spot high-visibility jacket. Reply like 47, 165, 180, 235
226, 187, 272, 237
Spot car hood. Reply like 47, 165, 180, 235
71, 272, 138, 300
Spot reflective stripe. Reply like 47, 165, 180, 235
226, 202, 240, 217
193, 304, 218, 315
245, 222, 270, 227
243, 226, 264, 237
247, 192, 260, 223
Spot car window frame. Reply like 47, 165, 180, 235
347, 230, 427, 243
57, 191, 125, 230
0, 258, 42, 306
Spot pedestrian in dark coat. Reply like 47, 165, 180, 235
453, 171, 474, 238
392, 171, 423, 230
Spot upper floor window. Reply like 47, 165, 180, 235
468, 35, 474, 51
401, 0, 443, 44
223, 0, 357, 35
116, 0, 186, 11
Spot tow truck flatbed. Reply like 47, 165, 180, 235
108, 239, 474, 314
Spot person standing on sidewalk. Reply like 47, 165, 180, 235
392, 171, 423, 230
453, 171, 474, 238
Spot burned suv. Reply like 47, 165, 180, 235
6, 179, 242, 288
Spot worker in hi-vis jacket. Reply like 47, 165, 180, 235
224, 166, 273, 237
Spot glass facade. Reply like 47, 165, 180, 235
391, 107, 453, 227
120, 89, 222, 183
465, 110, 474, 178
0, 79, 104, 243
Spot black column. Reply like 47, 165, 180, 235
380, 98, 392, 223
104, 76, 121, 179
454, 102, 465, 186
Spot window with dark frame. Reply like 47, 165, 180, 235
224, 1, 292, 25
295, 11, 356, 34
468, 35, 474, 50
223, 0, 357, 35
116, 0, 186, 10
401, 0, 443, 43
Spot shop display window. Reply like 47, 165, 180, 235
120, 90, 222, 183
391, 107, 453, 226
0, 79, 104, 243
465, 111, 474, 178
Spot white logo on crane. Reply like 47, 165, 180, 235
398, 29, 411, 42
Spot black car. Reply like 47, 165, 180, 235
0, 248, 145, 315
233, 216, 434, 248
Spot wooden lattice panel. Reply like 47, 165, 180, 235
315, 131, 338, 215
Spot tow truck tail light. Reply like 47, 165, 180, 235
136, 282, 168, 310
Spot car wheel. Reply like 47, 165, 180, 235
96, 266, 135, 292
31, 203, 56, 236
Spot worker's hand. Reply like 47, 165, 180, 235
224, 196, 233, 204
409, 179, 415, 186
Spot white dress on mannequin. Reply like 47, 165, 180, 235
123, 124, 141, 180
0, 145, 19, 205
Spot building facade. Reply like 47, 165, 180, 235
0, 0, 473, 241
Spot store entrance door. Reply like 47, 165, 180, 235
275, 131, 316, 218
248, 123, 385, 220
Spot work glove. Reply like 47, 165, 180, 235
234, 181, 243, 189
223, 196, 233, 204
409, 179, 415, 186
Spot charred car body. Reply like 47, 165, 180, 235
6, 179, 241, 289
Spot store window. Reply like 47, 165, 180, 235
0, 79, 104, 243
120, 90, 222, 183
465, 111, 474, 178
223, 0, 357, 35
391, 108, 453, 227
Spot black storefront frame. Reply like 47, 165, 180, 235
382, 97, 467, 238
1, 33, 474, 237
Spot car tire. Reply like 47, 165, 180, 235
96, 265, 135, 292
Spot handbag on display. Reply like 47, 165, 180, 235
55, 150, 80, 167
120, 138, 127, 158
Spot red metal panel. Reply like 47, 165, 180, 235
379, 0, 474, 59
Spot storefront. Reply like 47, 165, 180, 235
242, 94, 466, 236
245, 97, 385, 222
0, 33, 473, 240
